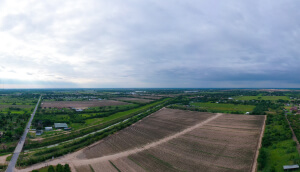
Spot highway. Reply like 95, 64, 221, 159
6, 96, 42, 172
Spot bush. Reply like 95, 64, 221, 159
257, 148, 266, 170
64, 164, 71, 172
48, 165, 55, 172
56, 164, 63, 172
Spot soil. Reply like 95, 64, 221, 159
41, 100, 129, 109
113, 97, 153, 103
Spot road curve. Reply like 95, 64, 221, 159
6, 96, 42, 172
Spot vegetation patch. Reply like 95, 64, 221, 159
258, 114, 299, 172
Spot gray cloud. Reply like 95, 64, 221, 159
0, 0, 300, 88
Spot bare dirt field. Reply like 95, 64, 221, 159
40, 100, 129, 109
134, 96, 163, 100
78, 108, 214, 159
113, 97, 153, 103
17, 109, 265, 172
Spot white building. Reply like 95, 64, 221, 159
45, 127, 53, 131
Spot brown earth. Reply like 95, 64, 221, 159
40, 100, 129, 109
16, 109, 265, 172
113, 97, 153, 103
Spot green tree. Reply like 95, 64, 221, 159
64, 164, 71, 172
56, 164, 63, 172
48, 165, 55, 172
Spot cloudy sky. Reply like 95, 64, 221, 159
0, 0, 300, 88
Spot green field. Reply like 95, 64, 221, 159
191, 102, 255, 113
234, 96, 290, 101
260, 140, 300, 172
258, 114, 300, 172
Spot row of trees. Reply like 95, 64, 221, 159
31, 164, 71, 172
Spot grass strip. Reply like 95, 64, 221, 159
109, 160, 121, 172
146, 153, 185, 172
89, 164, 95, 172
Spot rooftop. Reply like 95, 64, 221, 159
283, 165, 299, 170
54, 123, 68, 128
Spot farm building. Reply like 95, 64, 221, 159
54, 123, 68, 129
45, 127, 53, 131
283, 165, 299, 171
36, 130, 43, 136
75, 109, 83, 112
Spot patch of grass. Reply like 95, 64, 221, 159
89, 164, 95, 172
259, 140, 300, 172
234, 96, 289, 101
191, 102, 255, 113
109, 160, 121, 172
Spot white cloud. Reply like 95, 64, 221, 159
0, 0, 300, 88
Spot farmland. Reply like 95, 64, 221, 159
2, 88, 300, 172
113, 97, 154, 103
40, 100, 129, 109
191, 102, 255, 113
234, 96, 290, 101
19, 108, 265, 172
79, 108, 215, 159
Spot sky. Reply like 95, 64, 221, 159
0, 0, 300, 88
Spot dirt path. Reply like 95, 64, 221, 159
251, 115, 266, 172
0, 154, 10, 165
16, 113, 223, 172
285, 115, 300, 154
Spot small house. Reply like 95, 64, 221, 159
283, 165, 299, 171
75, 109, 83, 112
45, 127, 53, 131
54, 123, 68, 129
36, 130, 43, 136
245, 112, 250, 115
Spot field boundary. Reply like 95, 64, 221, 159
251, 115, 266, 172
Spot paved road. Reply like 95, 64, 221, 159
6, 96, 42, 172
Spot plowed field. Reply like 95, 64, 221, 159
18, 109, 265, 172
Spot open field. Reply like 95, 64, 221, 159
40, 100, 129, 109
79, 108, 214, 159
191, 102, 255, 113
136, 96, 163, 100
113, 97, 153, 103
18, 108, 265, 172
234, 96, 290, 101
